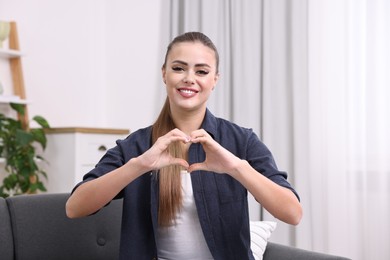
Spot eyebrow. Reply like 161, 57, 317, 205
171, 60, 211, 68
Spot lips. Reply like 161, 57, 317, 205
177, 88, 199, 98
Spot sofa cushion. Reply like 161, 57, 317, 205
250, 221, 277, 260
7, 193, 122, 260
0, 197, 14, 260
263, 242, 351, 260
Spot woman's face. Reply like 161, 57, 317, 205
162, 42, 219, 113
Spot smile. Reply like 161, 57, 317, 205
179, 88, 198, 94
177, 88, 199, 98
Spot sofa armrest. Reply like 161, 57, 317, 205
6, 193, 122, 260
0, 197, 14, 260
263, 242, 351, 260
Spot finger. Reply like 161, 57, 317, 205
170, 128, 190, 138
190, 137, 207, 145
189, 131, 210, 144
190, 129, 208, 138
156, 134, 189, 149
167, 128, 191, 143
187, 162, 207, 173
169, 135, 191, 143
170, 158, 190, 169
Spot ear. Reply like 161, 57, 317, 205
162, 66, 166, 84
213, 73, 220, 90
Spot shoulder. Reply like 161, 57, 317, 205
214, 116, 256, 141
217, 117, 252, 132
204, 109, 255, 139
119, 126, 152, 141
116, 126, 152, 152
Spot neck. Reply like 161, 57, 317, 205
171, 107, 206, 135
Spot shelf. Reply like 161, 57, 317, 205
0, 48, 24, 58
0, 157, 42, 164
0, 95, 29, 104
44, 127, 130, 135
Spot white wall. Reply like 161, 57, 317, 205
0, 0, 166, 131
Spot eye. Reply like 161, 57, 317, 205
197, 70, 209, 75
172, 66, 184, 72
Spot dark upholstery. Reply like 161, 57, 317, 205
264, 242, 350, 260
0, 197, 14, 259
6, 193, 122, 260
0, 193, 350, 260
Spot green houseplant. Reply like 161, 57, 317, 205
0, 103, 50, 198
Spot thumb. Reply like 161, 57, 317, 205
170, 158, 190, 169
188, 162, 207, 173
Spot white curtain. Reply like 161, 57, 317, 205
258, 0, 308, 246
295, 1, 390, 259
165, 0, 390, 259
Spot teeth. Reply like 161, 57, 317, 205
180, 89, 195, 94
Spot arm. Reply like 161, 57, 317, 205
187, 129, 302, 225
65, 157, 146, 218
230, 160, 302, 225
66, 129, 190, 218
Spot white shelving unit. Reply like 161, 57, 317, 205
0, 48, 29, 104
0, 49, 24, 59
0, 95, 29, 104
42, 127, 130, 193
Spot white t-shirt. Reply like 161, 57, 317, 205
157, 170, 214, 260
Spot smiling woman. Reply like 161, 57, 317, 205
162, 40, 219, 114
158, 39, 220, 228
65, 31, 302, 260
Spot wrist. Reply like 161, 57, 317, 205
230, 159, 250, 178
126, 157, 151, 176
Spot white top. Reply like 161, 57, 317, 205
157, 170, 214, 260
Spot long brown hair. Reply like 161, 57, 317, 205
153, 32, 219, 226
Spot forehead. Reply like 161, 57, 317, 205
167, 42, 217, 66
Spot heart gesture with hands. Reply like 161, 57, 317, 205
139, 128, 241, 176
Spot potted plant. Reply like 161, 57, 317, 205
0, 103, 50, 198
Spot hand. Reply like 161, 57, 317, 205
137, 128, 190, 171
187, 129, 241, 175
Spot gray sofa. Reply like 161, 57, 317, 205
0, 193, 350, 260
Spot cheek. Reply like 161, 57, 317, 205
201, 78, 216, 90
166, 74, 182, 85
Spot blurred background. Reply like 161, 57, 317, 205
0, 1, 389, 259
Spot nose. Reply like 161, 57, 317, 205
183, 72, 195, 84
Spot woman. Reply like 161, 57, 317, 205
66, 32, 302, 260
